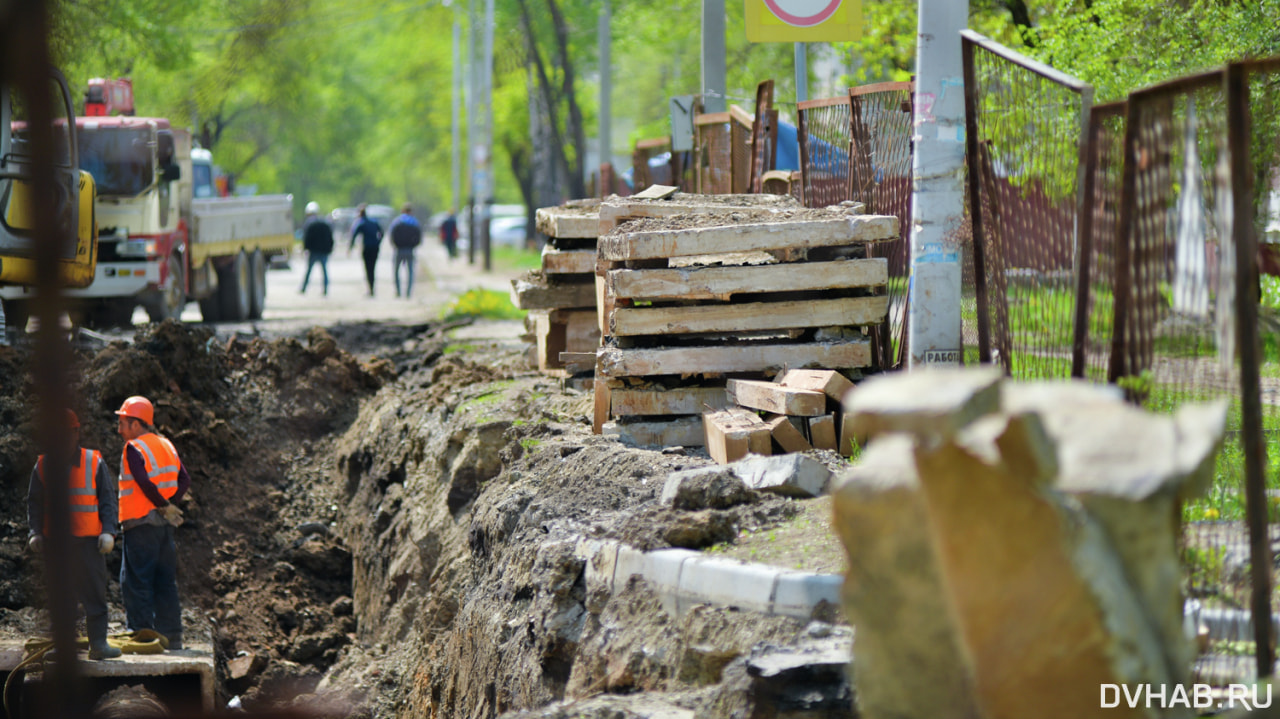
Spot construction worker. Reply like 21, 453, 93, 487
26, 409, 122, 660
114, 396, 190, 651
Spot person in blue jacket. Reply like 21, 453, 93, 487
348, 204, 384, 296
387, 204, 423, 298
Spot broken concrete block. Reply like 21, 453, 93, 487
844, 365, 1003, 442
659, 466, 756, 509
831, 434, 986, 719
732, 453, 831, 498
772, 571, 842, 621
703, 408, 772, 464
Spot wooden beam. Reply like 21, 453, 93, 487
766, 414, 812, 453
838, 412, 857, 458
703, 408, 772, 464
603, 416, 704, 448
727, 379, 827, 416
597, 195, 798, 233
610, 386, 730, 416
777, 368, 857, 402
541, 246, 597, 275
608, 258, 887, 301
611, 295, 887, 337
533, 311, 567, 371
593, 362, 612, 435
510, 274, 597, 310
809, 414, 837, 451
599, 339, 872, 378
559, 352, 596, 374
534, 207, 600, 239
599, 216, 898, 261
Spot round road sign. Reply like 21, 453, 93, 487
762, 0, 843, 27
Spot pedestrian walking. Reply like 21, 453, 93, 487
114, 396, 190, 650
27, 409, 122, 660
299, 201, 334, 296
388, 203, 423, 298
348, 204, 384, 296
439, 210, 459, 260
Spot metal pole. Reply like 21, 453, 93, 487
701, 0, 726, 113
794, 43, 808, 104
452, 8, 461, 214
599, 0, 612, 190
482, 0, 494, 272
465, 0, 477, 265
907, 0, 968, 368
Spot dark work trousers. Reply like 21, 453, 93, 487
68, 536, 110, 643
300, 252, 330, 295
121, 524, 182, 645
362, 248, 379, 294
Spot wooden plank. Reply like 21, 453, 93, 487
541, 246, 597, 275
510, 274, 597, 310
533, 311, 567, 371
704, 408, 772, 464
766, 414, 812, 453
535, 207, 599, 239
609, 258, 887, 301
597, 195, 798, 233
838, 411, 857, 458
727, 379, 827, 416
610, 387, 730, 417
777, 368, 857, 402
809, 414, 837, 451
603, 417, 705, 448
599, 216, 898, 262
611, 296, 887, 337
564, 310, 600, 352
593, 361, 612, 434
632, 184, 678, 200
599, 339, 872, 378
559, 352, 596, 374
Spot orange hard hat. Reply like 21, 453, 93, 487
66, 409, 80, 428
114, 396, 154, 425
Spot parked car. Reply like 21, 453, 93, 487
489, 216, 528, 247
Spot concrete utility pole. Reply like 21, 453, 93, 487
907, 0, 968, 368
794, 42, 808, 103
701, 0, 726, 113
481, 0, 495, 271
451, 7, 461, 214
599, 0, 612, 187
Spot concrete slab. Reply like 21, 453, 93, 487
773, 572, 843, 620
677, 556, 779, 617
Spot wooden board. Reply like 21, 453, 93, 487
778, 368, 857, 402
838, 411, 857, 458
559, 352, 596, 375
510, 274, 597, 310
610, 386, 730, 417
603, 417, 704, 448
532, 311, 567, 372
608, 258, 887, 301
704, 408, 772, 464
727, 379, 826, 416
809, 414, 837, 451
562, 309, 601, 352
597, 196, 799, 234
535, 206, 599, 239
593, 357, 611, 434
599, 339, 872, 378
611, 296, 887, 337
598, 216, 898, 261
541, 246, 597, 275
533, 310, 599, 370
632, 184, 678, 200
766, 414, 812, 453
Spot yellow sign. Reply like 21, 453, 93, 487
745, 0, 862, 42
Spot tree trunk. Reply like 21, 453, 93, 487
546, 0, 587, 199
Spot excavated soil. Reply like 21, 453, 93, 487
0, 319, 850, 718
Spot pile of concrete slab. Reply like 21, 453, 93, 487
512, 199, 602, 375
590, 188, 898, 450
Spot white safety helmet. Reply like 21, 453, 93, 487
305, 201, 320, 214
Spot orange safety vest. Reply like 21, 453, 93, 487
118, 433, 180, 523
37, 448, 104, 537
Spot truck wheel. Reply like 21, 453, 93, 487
144, 255, 187, 323
219, 250, 252, 321
247, 248, 267, 320
198, 294, 221, 323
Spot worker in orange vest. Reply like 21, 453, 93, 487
26, 409, 122, 660
115, 396, 190, 651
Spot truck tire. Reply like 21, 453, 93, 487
198, 294, 222, 323
247, 248, 267, 320
144, 255, 187, 323
219, 250, 252, 321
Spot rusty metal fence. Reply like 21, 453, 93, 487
962, 30, 1093, 379
693, 106, 754, 194
632, 136, 673, 191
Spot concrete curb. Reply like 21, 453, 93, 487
574, 536, 841, 620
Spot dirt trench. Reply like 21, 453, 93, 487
0, 320, 851, 718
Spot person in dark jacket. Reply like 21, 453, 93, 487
439, 211, 458, 260
348, 204, 384, 296
300, 201, 334, 296
388, 203, 423, 298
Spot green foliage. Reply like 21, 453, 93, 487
441, 288, 525, 321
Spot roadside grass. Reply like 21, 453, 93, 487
441, 288, 526, 322
491, 245, 542, 273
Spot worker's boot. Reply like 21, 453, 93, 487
86, 616, 121, 660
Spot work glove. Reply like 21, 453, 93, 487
27, 535, 42, 553
159, 503, 184, 527
97, 533, 115, 554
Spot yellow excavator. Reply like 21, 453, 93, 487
0, 67, 97, 294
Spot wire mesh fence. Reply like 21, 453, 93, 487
962, 30, 1093, 379
797, 96, 853, 209
632, 136, 673, 190
1073, 101, 1126, 381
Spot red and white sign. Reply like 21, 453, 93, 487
762, 0, 842, 27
